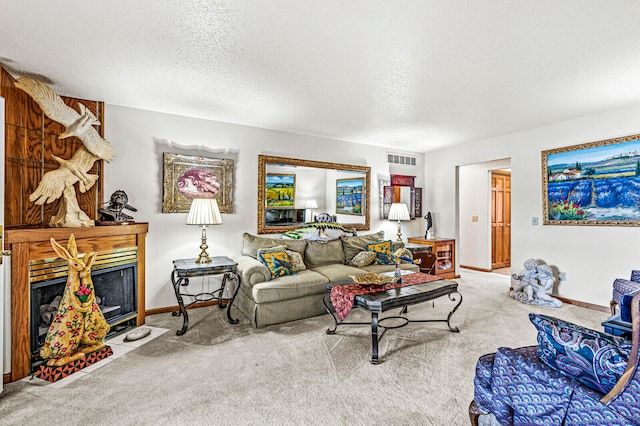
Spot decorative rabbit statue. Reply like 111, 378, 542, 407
40, 234, 110, 367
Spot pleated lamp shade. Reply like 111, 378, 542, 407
186, 198, 222, 225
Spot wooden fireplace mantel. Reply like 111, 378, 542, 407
4, 223, 149, 382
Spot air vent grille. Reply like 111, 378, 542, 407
387, 153, 417, 166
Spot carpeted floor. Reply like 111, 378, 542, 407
0, 269, 609, 425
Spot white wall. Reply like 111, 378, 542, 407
458, 159, 511, 270
103, 105, 425, 309
426, 104, 640, 307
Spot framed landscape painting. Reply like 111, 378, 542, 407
336, 177, 364, 215
265, 174, 295, 208
542, 133, 640, 225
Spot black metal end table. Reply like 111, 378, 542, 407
324, 279, 462, 364
171, 257, 241, 335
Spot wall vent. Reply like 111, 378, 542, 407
387, 153, 417, 166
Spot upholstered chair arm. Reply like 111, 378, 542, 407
233, 254, 270, 286
612, 278, 640, 308
601, 292, 640, 414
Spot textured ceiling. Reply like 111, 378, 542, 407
2, 1, 640, 153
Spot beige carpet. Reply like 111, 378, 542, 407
0, 269, 609, 425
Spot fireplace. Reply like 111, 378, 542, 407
30, 262, 138, 370
5, 223, 148, 382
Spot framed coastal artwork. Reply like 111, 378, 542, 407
162, 153, 234, 213
542, 133, 640, 225
265, 174, 295, 208
336, 177, 364, 215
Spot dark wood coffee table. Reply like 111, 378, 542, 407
324, 278, 462, 364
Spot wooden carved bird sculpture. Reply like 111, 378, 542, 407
14, 77, 115, 162
14, 77, 115, 227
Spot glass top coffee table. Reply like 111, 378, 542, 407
324, 275, 462, 364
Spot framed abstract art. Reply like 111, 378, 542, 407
162, 153, 234, 213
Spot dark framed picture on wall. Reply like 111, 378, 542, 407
336, 177, 364, 215
162, 152, 234, 213
542, 133, 640, 225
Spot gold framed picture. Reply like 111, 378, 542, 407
542, 133, 640, 225
162, 153, 234, 213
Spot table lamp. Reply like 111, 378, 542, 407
186, 198, 222, 263
305, 199, 318, 222
388, 202, 410, 242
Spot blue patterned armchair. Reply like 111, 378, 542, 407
469, 292, 640, 425
612, 270, 640, 315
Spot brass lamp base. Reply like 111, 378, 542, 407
395, 220, 403, 242
195, 226, 212, 263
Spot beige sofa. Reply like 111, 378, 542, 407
233, 231, 420, 328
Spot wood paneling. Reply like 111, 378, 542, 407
491, 171, 511, 269
1, 66, 104, 227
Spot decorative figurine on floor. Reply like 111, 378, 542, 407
40, 234, 111, 367
510, 258, 562, 308
98, 190, 137, 224
424, 212, 434, 239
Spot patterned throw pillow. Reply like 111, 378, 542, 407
258, 250, 294, 279
366, 240, 394, 265
529, 313, 631, 394
349, 251, 378, 267
257, 245, 306, 272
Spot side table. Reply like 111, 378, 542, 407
171, 256, 241, 336
602, 314, 632, 340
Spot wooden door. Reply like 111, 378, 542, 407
491, 171, 511, 269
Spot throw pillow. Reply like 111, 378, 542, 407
258, 250, 294, 279
257, 245, 306, 272
529, 313, 631, 394
242, 233, 307, 259
340, 231, 385, 264
366, 240, 394, 265
349, 251, 378, 267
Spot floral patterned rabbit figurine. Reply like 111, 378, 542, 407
40, 234, 110, 367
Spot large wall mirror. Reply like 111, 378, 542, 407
258, 155, 371, 234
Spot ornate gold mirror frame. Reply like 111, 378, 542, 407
258, 155, 371, 234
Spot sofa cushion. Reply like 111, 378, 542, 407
349, 251, 377, 267
529, 313, 631, 394
304, 239, 345, 268
242, 233, 307, 259
366, 240, 394, 265
251, 270, 330, 304
311, 264, 366, 282
258, 245, 306, 272
341, 231, 385, 264
258, 250, 294, 279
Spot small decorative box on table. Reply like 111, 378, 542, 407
171, 256, 240, 335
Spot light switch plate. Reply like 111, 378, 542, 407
472, 215, 478, 222
531, 217, 539, 225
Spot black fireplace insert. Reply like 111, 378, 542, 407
30, 263, 138, 370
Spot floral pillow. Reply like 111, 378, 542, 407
349, 251, 378, 267
258, 250, 294, 279
257, 245, 306, 272
366, 240, 394, 265
529, 313, 631, 394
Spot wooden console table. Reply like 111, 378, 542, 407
407, 237, 457, 279
5, 223, 148, 382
